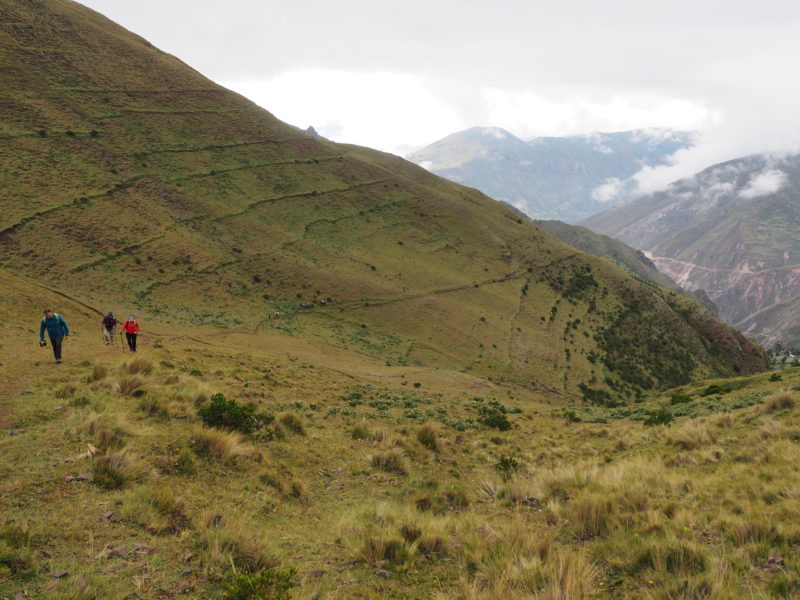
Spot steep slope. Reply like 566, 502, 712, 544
583, 154, 800, 347
0, 0, 766, 403
408, 127, 693, 222
535, 220, 719, 314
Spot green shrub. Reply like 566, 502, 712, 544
670, 393, 693, 405
644, 408, 674, 426
478, 406, 512, 431
220, 567, 297, 600
494, 455, 520, 481
198, 393, 263, 434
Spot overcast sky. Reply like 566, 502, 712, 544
80, 0, 800, 191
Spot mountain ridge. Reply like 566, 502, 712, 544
408, 126, 694, 222
582, 153, 800, 347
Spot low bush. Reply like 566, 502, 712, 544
494, 455, 520, 481
478, 406, 512, 431
198, 393, 262, 434
670, 393, 693, 405
644, 408, 674, 426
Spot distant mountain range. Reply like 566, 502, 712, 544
408, 127, 694, 223
583, 153, 800, 348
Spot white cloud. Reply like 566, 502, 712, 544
591, 177, 624, 202
481, 90, 716, 139
81, 0, 800, 174
739, 169, 788, 199
222, 70, 463, 155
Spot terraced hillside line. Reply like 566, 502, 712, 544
0, 175, 149, 235
170, 155, 342, 184
1, 156, 345, 238
123, 138, 304, 157
210, 179, 393, 223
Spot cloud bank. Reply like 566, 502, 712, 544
81, 0, 800, 177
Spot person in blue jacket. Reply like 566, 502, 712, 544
39, 308, 70, 363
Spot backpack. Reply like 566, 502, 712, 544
102, 314, 116, 330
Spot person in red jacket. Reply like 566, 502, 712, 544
120, 315, 141, 352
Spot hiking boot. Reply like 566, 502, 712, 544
56, 359, 62, 363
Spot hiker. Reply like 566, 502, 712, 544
100, 312, 117, 346
38, 308, 70, 363
120, 315, 141, 352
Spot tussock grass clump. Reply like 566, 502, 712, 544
289, 478, 309, 506
278, 413, 305, 436
116, 375, 147, 397
122, 357, 154, 375
667, 420, 715, 450
80, 412, 130, 449
371, 450, 408, 475
567, 492, 615, 540
351, 424, 386, 442
259, 468, 287, 494
539, 551, 600, 600
54, 384, 77, 399
416, 423, 440, 452
220, 567, 297, 600
137, 395, 169, 418
41, 573, 99, 600
190, 426, 248, 462
763, 390, 796, 413
93, 447, 147, 489
123, 485, 189, 534
634, 536, 707, 575
200, 518, 278, 573
358, 536, 409, 567
0, 521, 35, 576
87, 364, 108, 383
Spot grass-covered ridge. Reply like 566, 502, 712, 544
1, 331, 799, 599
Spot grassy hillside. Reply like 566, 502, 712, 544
1, 277, 799, 599
582, 154, 800, 348
0, 0, 766, 405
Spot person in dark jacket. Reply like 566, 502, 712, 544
120, 315, 141, 352
39, 308, 70, 363
101, 312, 117, 346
